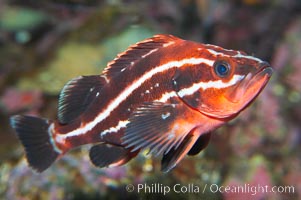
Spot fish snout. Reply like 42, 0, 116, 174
258, 61, 273, 77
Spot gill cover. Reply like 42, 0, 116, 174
171, 61, 244, 118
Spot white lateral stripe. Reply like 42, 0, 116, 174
157, 91, 177, 102
48, 124, 63, 153
100, 120, 129, 138
57, 57, 214, 140
178, 74, 245, 97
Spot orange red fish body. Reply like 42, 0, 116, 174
10, 34, 273, 172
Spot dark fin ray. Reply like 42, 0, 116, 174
58, 75, 107, 124
89, 144, 136, 168
161, 129, 199, 173
10, 115, 60, 172
188, 132, 212, 156
103, 34, 181, 79
122, 102, 191, 155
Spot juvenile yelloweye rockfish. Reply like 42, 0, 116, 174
10, 34, 273, 172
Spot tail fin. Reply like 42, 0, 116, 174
10, 115, 60, 172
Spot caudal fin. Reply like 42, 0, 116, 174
10, 115, 60, 172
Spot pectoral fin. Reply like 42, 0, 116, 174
161, 129, 200, 172
187, 132, 211, 156
122, 102, 199, 157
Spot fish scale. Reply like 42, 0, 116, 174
10, 34, 273, 172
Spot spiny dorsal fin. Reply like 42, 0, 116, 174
58, 75, 107, 124
102, 34, 181, 79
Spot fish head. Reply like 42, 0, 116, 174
176, 47, 273, 119
198, 50, 273, 119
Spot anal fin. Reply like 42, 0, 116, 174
89, 144, 137, 168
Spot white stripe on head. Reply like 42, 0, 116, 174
206, 49, 229, 57
177, 74, 245, 97
156, 74, 245, 103
205, 48, 263, 63
233, 52, 263, 62
56, 57, 215, 141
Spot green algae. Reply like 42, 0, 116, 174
0, 7, 49, 31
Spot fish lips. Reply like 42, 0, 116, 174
225, 63, 273, 105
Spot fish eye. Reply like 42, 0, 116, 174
214, 61, 230, 77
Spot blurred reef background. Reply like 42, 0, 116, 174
1, 0, 301, 199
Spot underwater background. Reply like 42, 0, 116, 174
0, 0, 300, 199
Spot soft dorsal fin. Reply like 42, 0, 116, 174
58, 75, 107, 124
102, 34, 181, 79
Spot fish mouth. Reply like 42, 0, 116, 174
253, 62, 273, 82
226, 62, 273, 104
260, 63, 273, 76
